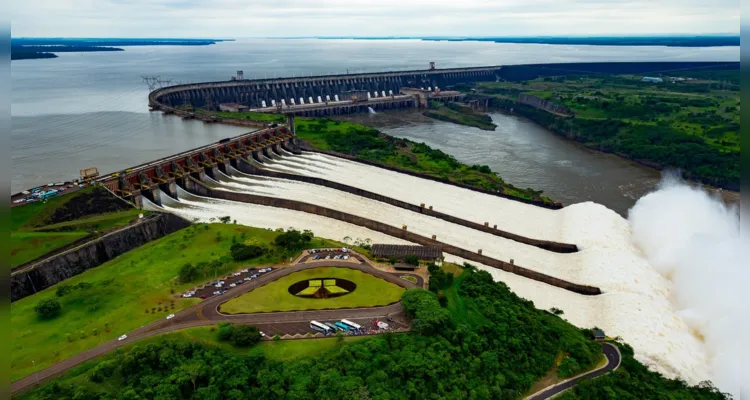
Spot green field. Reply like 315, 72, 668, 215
11, 187, 144, 268
11, 224, 354, 381
473, 71, 740, 187
219, 267, 404, 313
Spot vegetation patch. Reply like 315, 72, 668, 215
11, 186, 143, 268
10, 224, 352, 381
424, 100, 497, 130
219, 267, 403, 313
199, 110, 557, 205
472, 71, 740, 189
20, 265, 727, 400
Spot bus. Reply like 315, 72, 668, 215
310, 321, 333, 334
340, 319, 361, 331
324, 322, 338, 332
334, 322, 350, 332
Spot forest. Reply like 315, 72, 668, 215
22, 266, 728, 400
472, 72, 740, 190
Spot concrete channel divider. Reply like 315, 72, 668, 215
298, 143, 565, 210
235, 158, 578, 254
183, 176, 602, 296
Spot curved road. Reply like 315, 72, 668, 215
11, 259, 418, 395
526, 342, 622, 400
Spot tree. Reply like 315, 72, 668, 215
404, 254, 419, 266
35, 298, 62, 320
274, 229, 314, 251
231, 325, 261, 346
218, 216, 231, 224
230, 243, 265, 261
178, 263, 200, 283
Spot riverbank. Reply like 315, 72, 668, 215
466, 72, 740, 191
205, 110, 558, 206
423, 101, 496, 131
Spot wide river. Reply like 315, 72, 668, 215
12, 38, 739, 211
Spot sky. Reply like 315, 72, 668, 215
11, 0, 740, 38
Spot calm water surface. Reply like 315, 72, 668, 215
11, 39, 739, 208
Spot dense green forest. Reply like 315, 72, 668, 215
471, 72, 740, 190
22, 266, 727, 400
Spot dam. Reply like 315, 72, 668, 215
148, 63, 494, 114
21, 62, 718, 388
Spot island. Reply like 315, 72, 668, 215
11, 38, 234, 60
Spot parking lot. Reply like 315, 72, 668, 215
180, 266, 276, 301
299, 248, 365, 264
253, 316, 408, 338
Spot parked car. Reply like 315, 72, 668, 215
233, 272, 241, 276
214, 291, 221, 295
166, 314, 175, 320
241, 269, 249, 273
244, 277, 252, 281
229, 283, 237, 288
266, 267, 273, 271
118, 334, 128, 341
199, 294, 207, 299
260, 331, 266, 337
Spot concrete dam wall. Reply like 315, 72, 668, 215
11, 213, 191, 302
183, 176, 600, 296
150, 66, 501, 110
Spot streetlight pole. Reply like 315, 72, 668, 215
32, 360, 40, 386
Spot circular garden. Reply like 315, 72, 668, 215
219, 267, 404, 314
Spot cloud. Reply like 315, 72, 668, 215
11, 0, 740, 37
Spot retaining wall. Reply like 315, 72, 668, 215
184, 177, 600, 296
11, 213, 191, 302
236, 159, 577, 253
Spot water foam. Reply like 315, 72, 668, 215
629, 177, 745, 398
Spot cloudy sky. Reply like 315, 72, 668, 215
12, 0, 739, 38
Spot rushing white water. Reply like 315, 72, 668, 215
629, 177, 746, 398
157, 153, 723, 388
266, 152, 564, 241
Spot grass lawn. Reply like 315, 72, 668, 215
10, 232, 89, 268
11, 224, 352, 381
219, 267, 404, 314
11, 187, 144, 268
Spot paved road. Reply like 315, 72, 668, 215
11, 259, 416, 395
525, 342, 622, 400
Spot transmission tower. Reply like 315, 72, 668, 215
141, 76, 174, 91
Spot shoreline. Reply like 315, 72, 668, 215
488, 106, 740, 195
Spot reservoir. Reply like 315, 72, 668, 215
11, 39, 740, 210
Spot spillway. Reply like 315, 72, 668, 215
268, 152, 565, 241
157, 152, 713, 385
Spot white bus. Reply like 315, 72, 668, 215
310, 320, 333, 334
340, 319, 361, 330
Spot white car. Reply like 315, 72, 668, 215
213, 290, 221, 295
166, 314, 175, 320
233, 272, 241, 276
266, 267, 273, 271
118, 334, 128, 341
182, 293, 192, 298
219, 280, 225, 284
241, 269, 249, 273
260, 331, 266, 337
229, 283, 236, 288
244, 277, 252, 281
